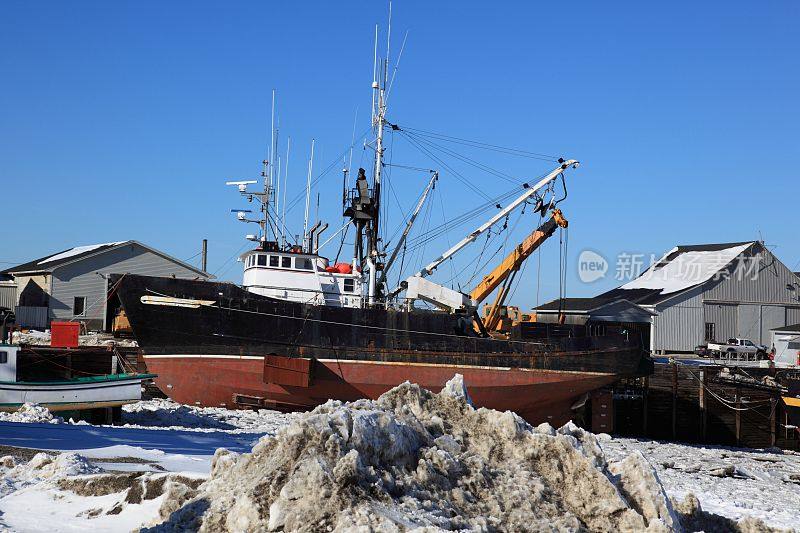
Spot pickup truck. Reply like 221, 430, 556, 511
706, 338, 769, 360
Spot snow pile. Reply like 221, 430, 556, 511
5, 453, 101, 484
122, 398, 292, 434
0, 403, 63, 424
621, 243, 752, 295
9, 329, 50, 345
145, 375, 702, 532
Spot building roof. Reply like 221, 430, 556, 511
535, 297, 616, 312
2, 240, 210, 278
536, 241, 758, 312
601, 241, 755, 306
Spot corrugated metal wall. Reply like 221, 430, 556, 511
0, 284, 16, 309
704, 245, 800, 304
652, 287, 704, 352
49, 242, 206, 329
786, 307, 800, 326
14, 306, 48, 328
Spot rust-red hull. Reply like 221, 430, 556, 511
144, 354, 618, 426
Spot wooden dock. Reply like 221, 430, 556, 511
608, 361, 800, 450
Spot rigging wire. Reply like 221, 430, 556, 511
398, 126, 560, 162
402, 130, 526, 186
397, 131, 492, 200
403, 186, 524, 252
283, 127, 372, 215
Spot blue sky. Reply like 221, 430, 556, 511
1, 1, 798, 306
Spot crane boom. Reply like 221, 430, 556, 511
470, 209, 568, 304
414, 160, 576, 279
474, 209, 568, 331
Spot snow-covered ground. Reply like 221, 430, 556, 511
0, 398, 797, 531
0, 400, 291, 532
601, 436, 800, 531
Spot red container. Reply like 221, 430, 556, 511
51, 321, 80, 348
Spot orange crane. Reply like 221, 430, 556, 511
470, 209, 568, 333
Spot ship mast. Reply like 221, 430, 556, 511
367, 60, 387, 305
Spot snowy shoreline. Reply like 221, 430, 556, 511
0, 393, 798, 532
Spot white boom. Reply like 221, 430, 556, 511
396, 160, 578, 297
379, 171, 438, 288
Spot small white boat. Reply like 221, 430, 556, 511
0, 343, 155, 412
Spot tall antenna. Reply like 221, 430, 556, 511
282, 137, 291, 248
371, 24, 378, 121
275, 153, 282, 242
386, 1, 392, 72
303, 139, 315, 252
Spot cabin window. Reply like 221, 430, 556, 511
281, 257, 291, 268
343, 278, 355, 293
257, 255, 267, 267
788, 341, 800, 350
298, 259, 313, 270
269, 256, 279, 267
0, 352, 6, 364
73, 297, 86, 317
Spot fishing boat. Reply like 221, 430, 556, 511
110, 24, 650, 426
0, 343, 155, 412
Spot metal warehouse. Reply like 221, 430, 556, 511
2, 240, 210, 330
537, 241, 800, 354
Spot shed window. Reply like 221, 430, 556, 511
282, 257, 291, 268
269, 256, 279, 267
73, 297, 86, 317
298, 259, 313, 270
704, 323, 715, 342
343, 278, 355, 293
257, 255, 267, 266
0, 351, 6, 364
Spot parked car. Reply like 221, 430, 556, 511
694, 344, 709, 357
706, 338, 768, 360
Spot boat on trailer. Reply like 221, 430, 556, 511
0, 343, 155, 412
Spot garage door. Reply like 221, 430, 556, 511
737, 304, 760, 341
703, 303, 736, 342
760, 305, 786, 345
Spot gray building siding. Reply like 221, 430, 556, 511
703, 246, 800, 306
786, 307, 800, 326
0, 284, 16, 309
50, 242, 205, 328
652, 287, 704, 352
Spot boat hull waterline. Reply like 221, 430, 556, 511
0, 373, 156, 412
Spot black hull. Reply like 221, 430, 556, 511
111, 274, 649, 376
